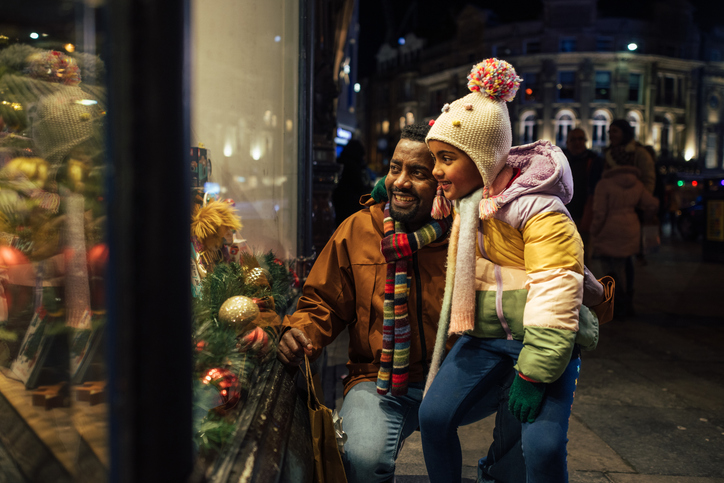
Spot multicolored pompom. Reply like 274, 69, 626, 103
466, 58, 522, 102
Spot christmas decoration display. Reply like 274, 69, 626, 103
218, 295, 259, 333
192, 252, 299, 458
201, 367, 242, 413
191, 200, 242, 275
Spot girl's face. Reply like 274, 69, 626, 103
428, 140, 484, 201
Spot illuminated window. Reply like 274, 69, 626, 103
592, 110, 611, 149
555, 110, 576, 145
382, 120, 390, 134
406, 112, 414, 125
520, 112, 537, 144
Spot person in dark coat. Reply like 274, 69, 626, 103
564, 128, 603, 261
332, 140, 372, 226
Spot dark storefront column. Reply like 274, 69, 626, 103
105, 0, 193, 482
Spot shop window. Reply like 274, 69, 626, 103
628, 73, 642, 103
557, 71, 575, 101
0, 1, 112, 479
190, 0, 301, 472
595, 71, 611, 101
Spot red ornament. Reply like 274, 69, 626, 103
202, 367, 241, 411
87, 243, 108, 311
0, 245, 30, 268
237, 326, 272, 358
0, 245, 32, 313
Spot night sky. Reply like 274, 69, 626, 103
358, 0, 724, 78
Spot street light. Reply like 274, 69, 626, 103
628, 43, 638, 51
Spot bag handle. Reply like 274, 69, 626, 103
304, 355, 321, 410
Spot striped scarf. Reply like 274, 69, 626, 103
376, 203, 450, 396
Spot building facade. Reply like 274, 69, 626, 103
360, 0, 724, 173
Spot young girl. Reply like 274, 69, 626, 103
418, 59, 600, 483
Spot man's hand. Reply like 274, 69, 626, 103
277, 328, 314, 366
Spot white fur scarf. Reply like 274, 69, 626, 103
424, 187, 483, 396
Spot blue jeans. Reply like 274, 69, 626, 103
419, 336, 580, 483
339, 377, 511, 483
339, 381, 424, 483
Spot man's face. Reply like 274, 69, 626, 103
385, 139, 437, 231
566, 129, 587, 156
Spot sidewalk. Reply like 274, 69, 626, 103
324, 235, 724, 482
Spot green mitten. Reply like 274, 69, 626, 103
508, 375, 546, 423
370, 176, 388, 203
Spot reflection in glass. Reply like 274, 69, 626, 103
0, 4, 108, 480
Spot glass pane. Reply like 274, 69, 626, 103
189, 0, 300, 470
0, 3, 109, 480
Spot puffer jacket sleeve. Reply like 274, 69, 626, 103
283, 221, 358, 362
517, 211, 584, 383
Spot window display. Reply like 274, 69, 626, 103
188, 0, 303, 476
0, 10, 109, 478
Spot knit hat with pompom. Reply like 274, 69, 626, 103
426, 58, 521, 189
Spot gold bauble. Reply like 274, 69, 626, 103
218, 296, 259, 332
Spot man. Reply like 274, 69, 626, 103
564, 128, 603, 259
278, 123, 456, 483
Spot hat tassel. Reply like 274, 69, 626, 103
431, 186, 453, 219
479, 197, 500, 220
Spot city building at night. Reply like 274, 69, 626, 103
359, 0, 724, 174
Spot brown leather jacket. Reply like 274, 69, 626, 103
284, 196, 450, 395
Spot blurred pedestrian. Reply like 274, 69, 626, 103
564, 128, 603, 261
590, 162, 659, 317
332, 139, 373, 226
605, 119, 656, 194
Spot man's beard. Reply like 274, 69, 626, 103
388, 191, 420, 223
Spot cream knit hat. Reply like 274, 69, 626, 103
426, 59, 521, 188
